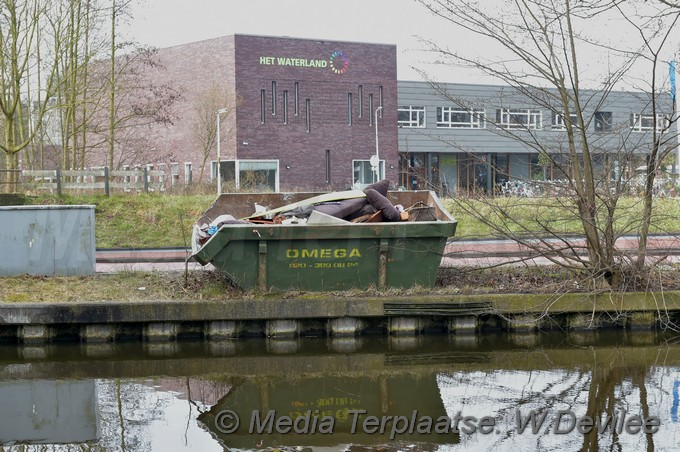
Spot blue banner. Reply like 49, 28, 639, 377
673, 380, 679, 422
671, 60, 676, 103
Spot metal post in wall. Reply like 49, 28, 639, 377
487, 153, 493, 194
56, 168, 62, 196
104, 167, 110, 197
216, 108, 229, 196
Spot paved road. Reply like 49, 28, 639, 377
96, 248, 201, 273
95, 235, 680, 272
441, 235, 680, 267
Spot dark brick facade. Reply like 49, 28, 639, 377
231, 35, 398, 190
121, 34, 398, 191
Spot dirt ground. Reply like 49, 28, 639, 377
436, 263, 680, 294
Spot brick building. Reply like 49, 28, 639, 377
143, 34, 398, 191
99, 33, 675, 195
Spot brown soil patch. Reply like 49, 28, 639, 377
436, 264, 680, 294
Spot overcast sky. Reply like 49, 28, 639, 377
124, 0, 680, 89
124, 0, 486, 82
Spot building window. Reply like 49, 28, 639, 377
271, 81, 277, 115
398, 106, 426, 128
283, 90, 288, 124
378, 86, 383, 118
358, 85, 363, 117
294, 82, 300, 116
594, 111, 612, 132
552, 112, 578, 130
368, 94, 374, 126
184, 162, 192, 185
437, 107, 485, 128
630, 113, 668, 132
353, 159, 384, 187
219, 160, 279, 192
496, 108, 542, 130
260, 89, 266, 124
348, 93, 353, 125
305, 98, 311, 132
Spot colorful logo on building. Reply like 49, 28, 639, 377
258, 50, 350, 74
329, 50, 350, 74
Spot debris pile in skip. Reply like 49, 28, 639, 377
196, 179, 438, 245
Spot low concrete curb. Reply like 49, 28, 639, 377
1, 291, 679, 344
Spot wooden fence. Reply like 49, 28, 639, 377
16, 167, 167, 196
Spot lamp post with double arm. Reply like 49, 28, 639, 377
373, 106, 383, 182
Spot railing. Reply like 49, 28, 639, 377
1, 167, 166, 196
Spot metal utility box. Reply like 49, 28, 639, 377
0, 205, 96, 276
191, 191, 456, 291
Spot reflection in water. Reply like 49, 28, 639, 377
0, 331, 677, 451
199, 373, 457, 450
438, 366, 673, 451
97, 379, 221, 452
0, 377, 223, 451
0, 380, 99, 445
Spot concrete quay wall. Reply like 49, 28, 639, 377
1, 291, 680, 344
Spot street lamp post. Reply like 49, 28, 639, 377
373, 106, 383, 182
216, 108, 229, 195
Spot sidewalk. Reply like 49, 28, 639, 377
95, 235, 680, 272
442, 236, 680, 267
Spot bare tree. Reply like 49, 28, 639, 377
659, 0, 680, 8
189, 80, 240, 184
106, 0, 127, 170
18, 0, 109, 174
625, 3, 680, 273
83, 44, 182, 170
53, 0, 109, 171
76, 0, 183, 172
0, 0, 67, 191
44, 0, 180, 173
0, 0, 181, 197
416, 0, 679, 288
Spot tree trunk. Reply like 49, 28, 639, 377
108, 1, 117, 170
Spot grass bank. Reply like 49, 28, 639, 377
17, 192, 680, 248
23, 193, 215, 248
440, 196, 680, 240
3, 264, 680, 303
2, 192, 680, 302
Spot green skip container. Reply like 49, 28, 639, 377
191, 190, 456, 291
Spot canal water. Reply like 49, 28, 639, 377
0, 330, 678, 451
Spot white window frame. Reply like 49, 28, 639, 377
212, 159, 280, 192
630, 113, 669, 132
437, 107, 485, 129
552, 112, 578, 130
397, 106, 426, 128
352, 159, 385, 188
497, 108, 542, 130
184, 162, 192, 184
